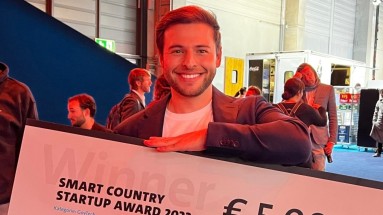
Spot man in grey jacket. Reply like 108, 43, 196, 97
115, 6, 311, 166
0, 62, 38, 214
294, 63, 338, 171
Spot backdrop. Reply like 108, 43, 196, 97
0, 0, 150, 125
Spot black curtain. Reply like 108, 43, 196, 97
357, 89, 379, 147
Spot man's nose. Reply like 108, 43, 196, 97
182, 51, 197, 69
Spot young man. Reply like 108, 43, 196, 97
106, 68, 152, 129
115, 6, 311, 165
294, 63, 338, 170
0, 62, 38, 214
67, 93, 110, 132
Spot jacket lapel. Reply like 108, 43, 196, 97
212, 87, 239, 123
138, 94, 170, 138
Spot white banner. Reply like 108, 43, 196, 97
9, 121, 383, 215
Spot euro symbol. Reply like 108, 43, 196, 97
223, 198, 248, 215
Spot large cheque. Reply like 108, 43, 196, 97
9, 120, 383, 215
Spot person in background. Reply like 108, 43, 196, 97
245, 85, 262, 97
115, 5, 311, 166
0, 62, 38, 215
294, 63, 337, 171
67, 93, 110, 132
153, 74, 171, 101
276, 78, 328, 169
106, 68, 152, 129
234, 87, 247, 98
370, 89, 383, 157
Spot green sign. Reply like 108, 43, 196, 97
95, 38, 116, 52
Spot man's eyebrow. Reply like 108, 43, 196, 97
167, 44, 212, 49
167, 45, 183, 49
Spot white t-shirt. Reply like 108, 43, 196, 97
162, 101, 213, 137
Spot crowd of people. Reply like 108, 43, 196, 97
1, 5, 381, 215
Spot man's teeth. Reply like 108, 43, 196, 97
181, 74, 200, 79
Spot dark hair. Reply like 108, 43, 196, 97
295, 63, 319, 80
153, 74, 171, 101
234, 87, 247, 97
246, 86, 261, 96
128, 68, 151, 90
155, 5, 221, 55
0, 62, 6, 71
68, 93, 96, 117
282, 78, 305, 100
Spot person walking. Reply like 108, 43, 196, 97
370, 89, 383, 157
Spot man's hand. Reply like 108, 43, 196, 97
143, 129, 207, 152
293, 72, 303, 79
311, 103, 321, 109
324, 141, 334, 156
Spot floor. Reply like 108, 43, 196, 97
325, 144, 383, 182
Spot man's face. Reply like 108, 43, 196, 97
139, 75, 152, 93
160, 23, 222, 97
67, 100, 86, 127
300, 66, 317, 87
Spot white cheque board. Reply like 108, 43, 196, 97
9, 120, 383, 215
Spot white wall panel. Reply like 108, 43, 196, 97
331, 0, 356, 58
53, 0, 96, 38
100, 0, 136, 55
304, 0, 356, 59
185, 0, 281, 25
304, 0, 331, 53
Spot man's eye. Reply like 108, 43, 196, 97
171, 50, 183, 54
198, 49, 208, 53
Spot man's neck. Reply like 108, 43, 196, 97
131, 89, 144, 97
81, 118, 95, 130
167, 85, 213, 114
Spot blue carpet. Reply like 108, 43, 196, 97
326, 144, 383, 182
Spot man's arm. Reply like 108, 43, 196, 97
144, 100, 312, 165
205, 118, 311, 165
327, 86, 338, 143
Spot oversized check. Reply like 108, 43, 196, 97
9, 120, 383, 215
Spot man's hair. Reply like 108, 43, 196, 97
0, 62, 7, 72
155, 5, 221, 55
295, 63, 319, 80
128, 68, 151, 90
282, 78, 305, 100
68, 93, 96, 117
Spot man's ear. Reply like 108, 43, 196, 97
84, 108, 91, 117
135, 80, 142, 87
216, 46, 222, 67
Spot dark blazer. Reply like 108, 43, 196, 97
115, 87, 312, 165
120, 91, 145, 122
